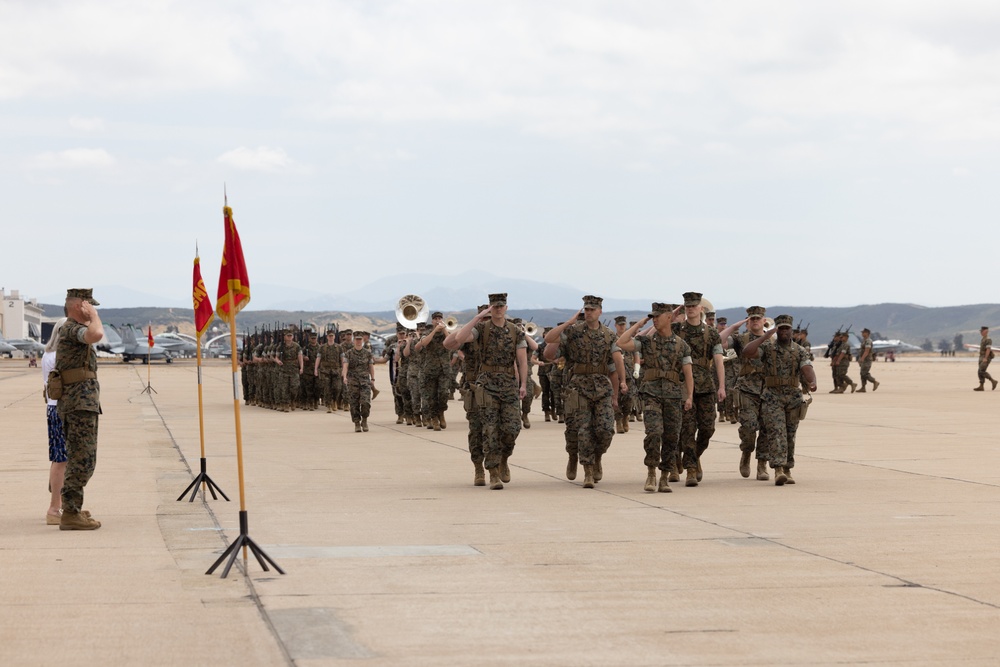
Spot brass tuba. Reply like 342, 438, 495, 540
524, 322, 540, 337
763, 317, 776, 333
395, 294, 429, 330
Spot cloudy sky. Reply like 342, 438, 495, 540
3, 1, 998, 310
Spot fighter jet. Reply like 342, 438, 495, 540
0, 336, 45, 356
0, 336, 17, 357
153, 332, 197, 357
105, 324, 172, 363
811, 331, 922, 357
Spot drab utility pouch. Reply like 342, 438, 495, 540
46, 370, 63, 400
797, 394, 812, 421
473, 384, 494, 410
563, 388, 580, 415
462, 388, 475, 412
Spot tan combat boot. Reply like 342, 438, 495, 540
594, 454, 603, 482
544, 411, 552, 422
522, 413, 530, 429
354, 421, 362, 433
719, 412, 726, 423
361, 417, 369, 432
784, 466, 795, 484
668, 462, 680, 483
775, 467, 788, 486
848, 380, 857, 393
396, 416, 404, 424
993, 379, 998, 391
439, 413, 447, 429
327, 405, 334, 413
582, 464, 595, 489
756, 459, 770, 481
60, 511, 101, 531
622, 417, 629, 433
657, 471, 671, 493
685, 468, 698, 487
739, 450, 752, 478
474, 462, 486, 487
432, 417, 441, 432
499, 455, 511, 483
566, 454, 578, 480
974, 384, 985, 391
873, 380, 880, 391
489, 467, 504, 490
615, 416, 624, 434
644, 466, 657, 492
857, 385, 867, 393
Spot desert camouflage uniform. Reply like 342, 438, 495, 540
460, 337, 484, 464
318, 341, 343, 411
759, 338, 812, 470
469, 320, 525, 470
407, 342, 424, 424
397, 337, 413, 421
733, 332, 768, 462
979, 336, 995, 384
300, 338, 320, 409
561, 322, 619, 467
343, 346, 374, 422
675, 321, 724, 470
420, 330, 452, 422
56, 319, 101, 514
632, 333, 691, 472
859, 337, 877, 389
277, 340, 302, 409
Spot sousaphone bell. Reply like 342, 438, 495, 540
396, 294, 429, 330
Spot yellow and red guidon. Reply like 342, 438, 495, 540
216, 205, 251, 324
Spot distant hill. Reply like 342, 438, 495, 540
40, 302, 1000, 347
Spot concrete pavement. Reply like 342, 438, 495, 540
2, 355, 1000, 666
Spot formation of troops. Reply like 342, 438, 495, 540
232, 292, 1000, 493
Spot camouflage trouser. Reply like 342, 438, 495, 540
738, 390, 768, 460
549, 372, 564, 418
347, 381, 372, 422
397, 373, 413, 417
680, 392, 716, 470
614, 376, 636, 420
859, 361, 876, 386
762, 389, 803, 469
319, 369, 342, 407
61, 410, 99, 513
392, 380, 405, 416
241, 366, 250, 403
478, 391, 521, 470
641, 393, 683, 470
407, 370, 422, 418
978, 360, 993, 382
520, 376, 535, 415
300, 371, 318, 406
466, 404, 483, 463
277, 371, 300, 405
420, 366, 451, 418
836, 363, 853, 389
539, 374, 552, 414
563, 382, 615, 466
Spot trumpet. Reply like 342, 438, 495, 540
445, 316, 459, 332
524, 322, 540, 337
395, 294, 429, 330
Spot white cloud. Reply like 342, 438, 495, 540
69, 116, 105, 132
217, 146, 293, 172
29, 148, 116, 170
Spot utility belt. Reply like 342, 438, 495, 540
61, 368, 97, 385
572, 363, 606, 375
642, 368, 680, 383
764, 376, 799, 388
480, 364, 514, 376
739, 365, 761, 377
692, 358, 714, 369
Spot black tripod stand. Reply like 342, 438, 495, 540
177, 457, 230, 502
206, 510, 285, 578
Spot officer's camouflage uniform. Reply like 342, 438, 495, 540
56, 319, 101, 514
469, 320, 525, 471
300, 337, 320, 409
277, 339, 302, 411
318, 339, 343, 412
632, 333, 691, 473
859, 337, 878, 390
758, 336, 811, 471
419, 329, 452, 425
734, 331, 768, 464
675, 320, 724, 471
978, 334, 995, 387
561, 322, 619, 467
343, 346, 374, 423
460, 337, 484, 465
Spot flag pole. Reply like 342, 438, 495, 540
207, 199, 284, 578
141, 322, 157, 394
177, 327, 230, 502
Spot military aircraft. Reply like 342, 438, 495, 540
0, 335, 45, 356
153, 332, 197, 357
104, 324, 172, 363
811, 331, 922, 358
0, 336, 18, 357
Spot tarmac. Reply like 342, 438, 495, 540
2, 354, 1000, 666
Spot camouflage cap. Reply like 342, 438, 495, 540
489, 293, 507, 306
614, 315, 627, 324
582, 295, 603, 309
511, 317, 523, 324
66, 288, 100, 306
717, 317, 728, 325
775, 315, 794, 328
477, 304, 489, 313
746, 306, 766, 317
543, 326, 553, 334
982, 325, 990, 331
682, 292, 702, 307
648, 302, 671, 318
705, 311, 716, 319
340, 328, 353, 335
862, 327, 871, 334
353, 330, 365, 339
431, 311, 444, 319
629, 320, 637, 327
308, 331, 318, 338
282, 329, 294, 336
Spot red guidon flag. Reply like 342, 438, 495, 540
193, 253, 215, 337
216, 203, 251, 324
147, 324, 154, 348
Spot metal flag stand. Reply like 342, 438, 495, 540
177, 326, 229, 502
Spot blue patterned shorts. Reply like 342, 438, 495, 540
47, 405, 67, 463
